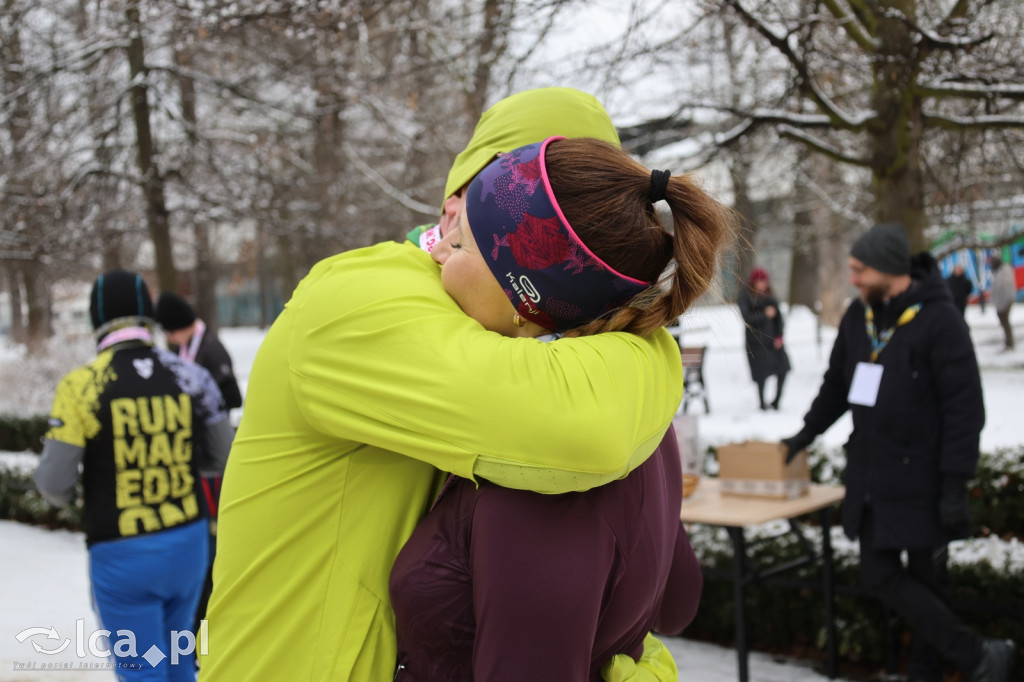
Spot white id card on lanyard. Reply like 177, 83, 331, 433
848, 362, 884, 407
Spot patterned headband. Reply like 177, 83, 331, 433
465, 136, 652, 332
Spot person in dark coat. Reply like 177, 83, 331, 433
782, 223, 1014, 682
155, 291, 241, 634
738, 267, 791, 410
155, 292, 242, 410
945, 263, 973, 317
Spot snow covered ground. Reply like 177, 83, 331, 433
2, 301, 1022, 681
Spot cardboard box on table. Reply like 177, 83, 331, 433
716, 440, 810, 500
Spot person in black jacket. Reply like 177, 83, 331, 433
945, 263, 973, 317
35, 270, 232, 678
782, 223, 1014, 682
155, 292, 243, 411
155, 291, 241, 634
737, 267, 791, 410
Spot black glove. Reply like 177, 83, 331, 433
939, 475, 972, 539
781, 429, 815, 464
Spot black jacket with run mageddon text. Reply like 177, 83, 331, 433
800, 253, 984, 549
40, 340, 231, 545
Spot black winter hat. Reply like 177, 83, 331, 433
155, 291, 197, 332
850, 222, 911, 275
89, 269, 155, 330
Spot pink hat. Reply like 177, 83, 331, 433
748, 268, 770, 286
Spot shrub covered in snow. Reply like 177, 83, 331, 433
0, 334, 94, 418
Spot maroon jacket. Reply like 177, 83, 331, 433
389, 425, 702, 681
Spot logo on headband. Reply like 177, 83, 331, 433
465, 137, 651, 332
506, 273, 542, 307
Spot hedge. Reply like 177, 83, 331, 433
0, 460, 82, 530
0, 413, 49, 453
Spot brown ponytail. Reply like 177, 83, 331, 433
544, 137, 734, 337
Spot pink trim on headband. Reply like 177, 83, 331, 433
537, 136, 651, 287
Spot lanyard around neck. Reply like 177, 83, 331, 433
865, 303, 921, 362
179, 319, 206, 363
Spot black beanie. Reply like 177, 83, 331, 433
155, 291, 197, 332
89, 269, 155, 330
850, 223, 911, 275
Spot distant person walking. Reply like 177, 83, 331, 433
990, 255, 1016, 352
35, 269, 232, 680
945, 263, 973, 317
737, 267, 791, 410
782, 224, 1014, 682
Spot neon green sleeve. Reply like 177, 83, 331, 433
288, 241, 682, 493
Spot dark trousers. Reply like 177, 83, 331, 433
997, 307, 1015, 350
859, 510, 982, 680
755, 372, 786, 409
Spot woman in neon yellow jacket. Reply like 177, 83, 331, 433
390, 136, 727, 681
202, 89, 692, 682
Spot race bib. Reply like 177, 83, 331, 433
848, 362, 883, 407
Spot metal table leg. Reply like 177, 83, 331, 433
727, 525, 749, 682
820, 507, 837, 679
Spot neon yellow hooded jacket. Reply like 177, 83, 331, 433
201, 242, 682, 681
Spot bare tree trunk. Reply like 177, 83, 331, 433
814, 169, 850, 328
789, 220, 819, 310
817, 221, 848, 328
312, 76, 344, 256
5, 265, 25, 343
730, 155, 758, 301
125, 0, 176, 292
22, 260, 51, 351
789, 151, 820, 309
175, 44, 218, 328
2, 0, 42, 345
275, 233, 301, 306
870, 0, 926, 251
465, 0, 508, 123
256, 224, 270, 329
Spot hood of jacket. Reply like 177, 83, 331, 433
870, 252, 952, 326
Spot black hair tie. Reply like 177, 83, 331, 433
649, 169, 671, 204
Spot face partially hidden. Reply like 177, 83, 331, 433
848, 256, 892, 306
431, 195, 542, 338
164, 327, 192, 347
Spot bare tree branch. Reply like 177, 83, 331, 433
917, 82, 1024, 100
722, 0, 864, 130
820, 0, 879, 52
778, 125, 871, 166
340, 143, 438, 217
923, 113, 1024, 130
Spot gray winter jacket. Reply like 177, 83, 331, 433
991, 264, 1016, 312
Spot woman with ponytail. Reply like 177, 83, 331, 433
390, 136, 733, 681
